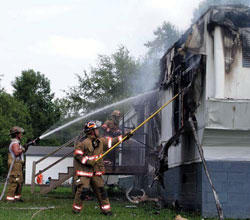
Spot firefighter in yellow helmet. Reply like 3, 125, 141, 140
72, 121, 131, 215
6, 126, 26, 202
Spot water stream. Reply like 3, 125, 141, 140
39, 89, 158, 140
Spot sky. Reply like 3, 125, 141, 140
0, 0, 202, 98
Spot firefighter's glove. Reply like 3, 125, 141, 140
33, 137, 40, 145
113, 129, 122, 136
23, 137, 40, 151
124, 131, 133, 141
87, 160, 96, 167
21, 146, 26, 152
23, 142, 30, 151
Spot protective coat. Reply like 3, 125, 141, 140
6, 138, 24, 201
72, 135, 121, 213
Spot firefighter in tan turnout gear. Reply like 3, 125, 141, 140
102, 110, 122, 137
72, 121, 131, 215
6, 126, 26, 202
101, 110, 122, 165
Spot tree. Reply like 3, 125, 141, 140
65, 46, 139, 114
136, 21, 182, 94
12, 70, 61, 137
192, 0, 250, 23
144, 21, 182, 58
0, 74, 4, 92
0, 91, 33, 175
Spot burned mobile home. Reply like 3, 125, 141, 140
27, 4, 250, 219
124, 5, 250, 219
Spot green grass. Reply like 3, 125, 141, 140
0, 185, 218, 220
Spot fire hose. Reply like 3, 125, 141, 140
0, 138, 39, 201
0, 158, 15, 201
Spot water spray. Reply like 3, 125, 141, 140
39, 89, 158, 140
96, 91, 181, 162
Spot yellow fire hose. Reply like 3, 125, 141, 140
96, 92, 180, 162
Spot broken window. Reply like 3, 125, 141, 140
241, 29, 250, 68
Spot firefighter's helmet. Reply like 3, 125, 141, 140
84, 121, 102, 133
111, 110, 121, 117
9, 126, 25, 136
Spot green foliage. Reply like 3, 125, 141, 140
0, 153, 3, 174
0, 91, 33, 175
12, 70, 61, 138
192, 0, 250, 23
63, 22, 182, 115
144, 21, 182, 57
132, 21, 182, 94
0, 185, 205, 220
52, 22, 182, 139
65, 46, 139, 114
63, 23, 181, 118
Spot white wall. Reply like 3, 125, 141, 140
161, 20, 250, 169
225, 48, 250, 99
205, 18, 215, 99
206, 26, 226, 99
202, 127, 250, 161
25, 156, 73, 184
214, 27, 226, 99
160, 89, 173, 144
160, 89, 183, 168
206, 26, 250, 100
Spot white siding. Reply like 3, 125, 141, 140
25, 156, 73, 184
205, 17, 215, 99
160, 89, 173, 144
225, 48, 250, 99
214, 27, 226, 99
160, 89, 183, 168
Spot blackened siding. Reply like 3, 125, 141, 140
161, 163, 202, 212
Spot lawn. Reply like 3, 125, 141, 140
0, 185, 217, 220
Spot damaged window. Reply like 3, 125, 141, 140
172, 55, 205, 140
241, 30, 250, 68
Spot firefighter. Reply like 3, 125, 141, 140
6, 126, 27, 202
101, 110, 122, 165
102, 110, 122, 138
72, 121, 131, 215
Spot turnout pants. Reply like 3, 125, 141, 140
72, 175, 111, 213
6, 162, 24, 201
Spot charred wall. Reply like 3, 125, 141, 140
160, 162, 202, 212
130, 5, 250, 218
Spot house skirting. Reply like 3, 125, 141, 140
162, 161, 250, 219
